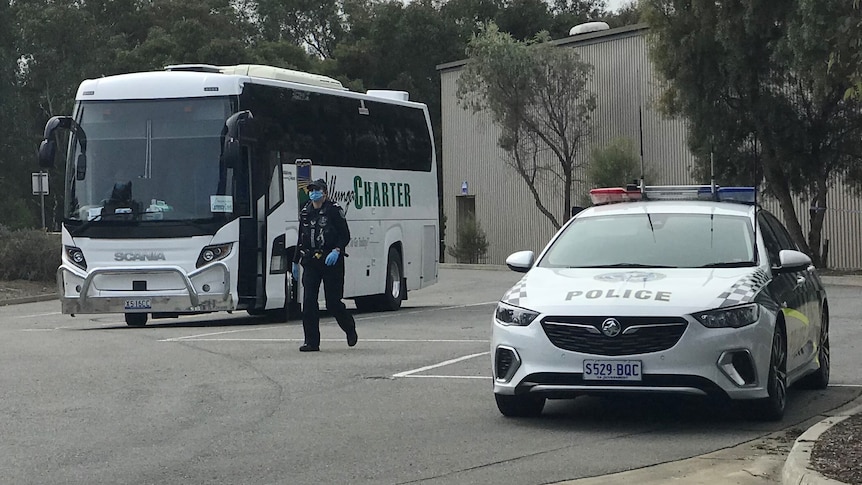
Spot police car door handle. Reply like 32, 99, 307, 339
794, 275, 806, 288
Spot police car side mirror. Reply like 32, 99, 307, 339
506, 250, 534, 273
774, 249, 812, 273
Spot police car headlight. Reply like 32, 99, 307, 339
495, 302, 540, 327
693, 303, 760, 329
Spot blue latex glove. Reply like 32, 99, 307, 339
292, 262, 300, 280
325, 249, 340, 266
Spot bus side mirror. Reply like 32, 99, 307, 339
222, 110, 254, 168
75, 153, 87, 180
38, 139, 57, 169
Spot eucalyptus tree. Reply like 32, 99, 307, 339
457, 23, 596, 229
643, 0, 862, 267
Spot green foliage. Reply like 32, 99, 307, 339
589, 137, 641, 188
0, 227, 59, 281
642, 0, 862, 267
446, 215, 489, 264
457, 22, 596, 230
3, 0, 633, 231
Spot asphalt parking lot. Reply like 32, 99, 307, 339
1, 267, 860, 485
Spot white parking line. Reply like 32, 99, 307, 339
11, 312, 62, 319
392, 352, 489, 378
161, 337, 488, 343
401, 375, 490, 380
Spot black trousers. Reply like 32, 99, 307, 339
300, 257, 356, 347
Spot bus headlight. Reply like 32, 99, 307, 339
65, 245, 87, 270
196, 243, 233, 268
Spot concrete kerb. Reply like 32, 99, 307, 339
0, 293, 58, 306
782, 398, 862, 485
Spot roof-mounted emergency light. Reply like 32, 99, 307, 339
589, 185, 756, 206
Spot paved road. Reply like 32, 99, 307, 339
0, 268, 859, 485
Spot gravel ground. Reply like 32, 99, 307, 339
0, 279, 55, 303
811, 413, 862, 484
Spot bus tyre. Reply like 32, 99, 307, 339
379, 248, 404, 311
495, 393, 545, 418
267, 274, 298, 323
125, 313, 148, 327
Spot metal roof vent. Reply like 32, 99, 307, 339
366, 90, 410, 101
569, 22, 610, 36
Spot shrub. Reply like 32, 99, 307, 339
0, 228, 60, 281
589, 137, 643, 188
447, 214, 489, 264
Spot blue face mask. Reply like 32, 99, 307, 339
309, 190, 324, 202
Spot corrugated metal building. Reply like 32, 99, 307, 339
437, 24, 862, 269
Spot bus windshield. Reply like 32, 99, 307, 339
65, 97, 234, 226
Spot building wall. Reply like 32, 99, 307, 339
439, 24, 862, 269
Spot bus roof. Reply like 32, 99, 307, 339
75, 64, 423, 108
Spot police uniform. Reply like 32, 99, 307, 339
293, 184, 357, 350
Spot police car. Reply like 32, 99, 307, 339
492, 185, 829, 421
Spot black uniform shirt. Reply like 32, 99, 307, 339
294, 200, 351, 263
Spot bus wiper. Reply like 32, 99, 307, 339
699, 261, 757, 268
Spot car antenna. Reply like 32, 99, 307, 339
752, 131, 759, 264
637, 69, 646, 195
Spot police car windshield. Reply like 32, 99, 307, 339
539, 212, 756, 269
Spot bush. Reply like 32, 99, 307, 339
589, 137, 643, 188
447, 215, 489, 264
0, 227, 60, 281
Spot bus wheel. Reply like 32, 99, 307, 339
267, 274, 299, 323
379, 247, 404, 311
125, 313, 148, 327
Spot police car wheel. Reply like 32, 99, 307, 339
750, 324, 787, 421
797, 306, 830, 390
495, 393, 545, 418
125, 313, 148, 327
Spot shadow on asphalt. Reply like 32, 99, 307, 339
516, 387, 861, 433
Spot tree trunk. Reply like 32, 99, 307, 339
807, 175, 829, 268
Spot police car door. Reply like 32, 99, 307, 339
758, 213, 809, 373
762, 212, 817, 372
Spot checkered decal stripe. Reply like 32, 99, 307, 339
502, 276, 529, 306
715, 270, 770, 307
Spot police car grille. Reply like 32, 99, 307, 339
541, 316, 688, 356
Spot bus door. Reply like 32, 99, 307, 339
262, 160, 296, 310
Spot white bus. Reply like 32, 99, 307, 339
38, 64, 439, 326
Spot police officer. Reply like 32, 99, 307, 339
292, 178, 358, 352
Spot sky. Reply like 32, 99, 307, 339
605, 0, 630, 12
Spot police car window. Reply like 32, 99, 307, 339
757, 213, 782, 266
762, 211, 797, 250
539, 213, 755, 268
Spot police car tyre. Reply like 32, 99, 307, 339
797, 306, 830, 390
125, 313, 148, 327
495, 393, 546, 418
750, 324, 787, 421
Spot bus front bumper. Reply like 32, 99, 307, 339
58, 263, 236, 315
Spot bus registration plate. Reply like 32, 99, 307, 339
583, 360, 642, 381
124, 299, 152, 310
